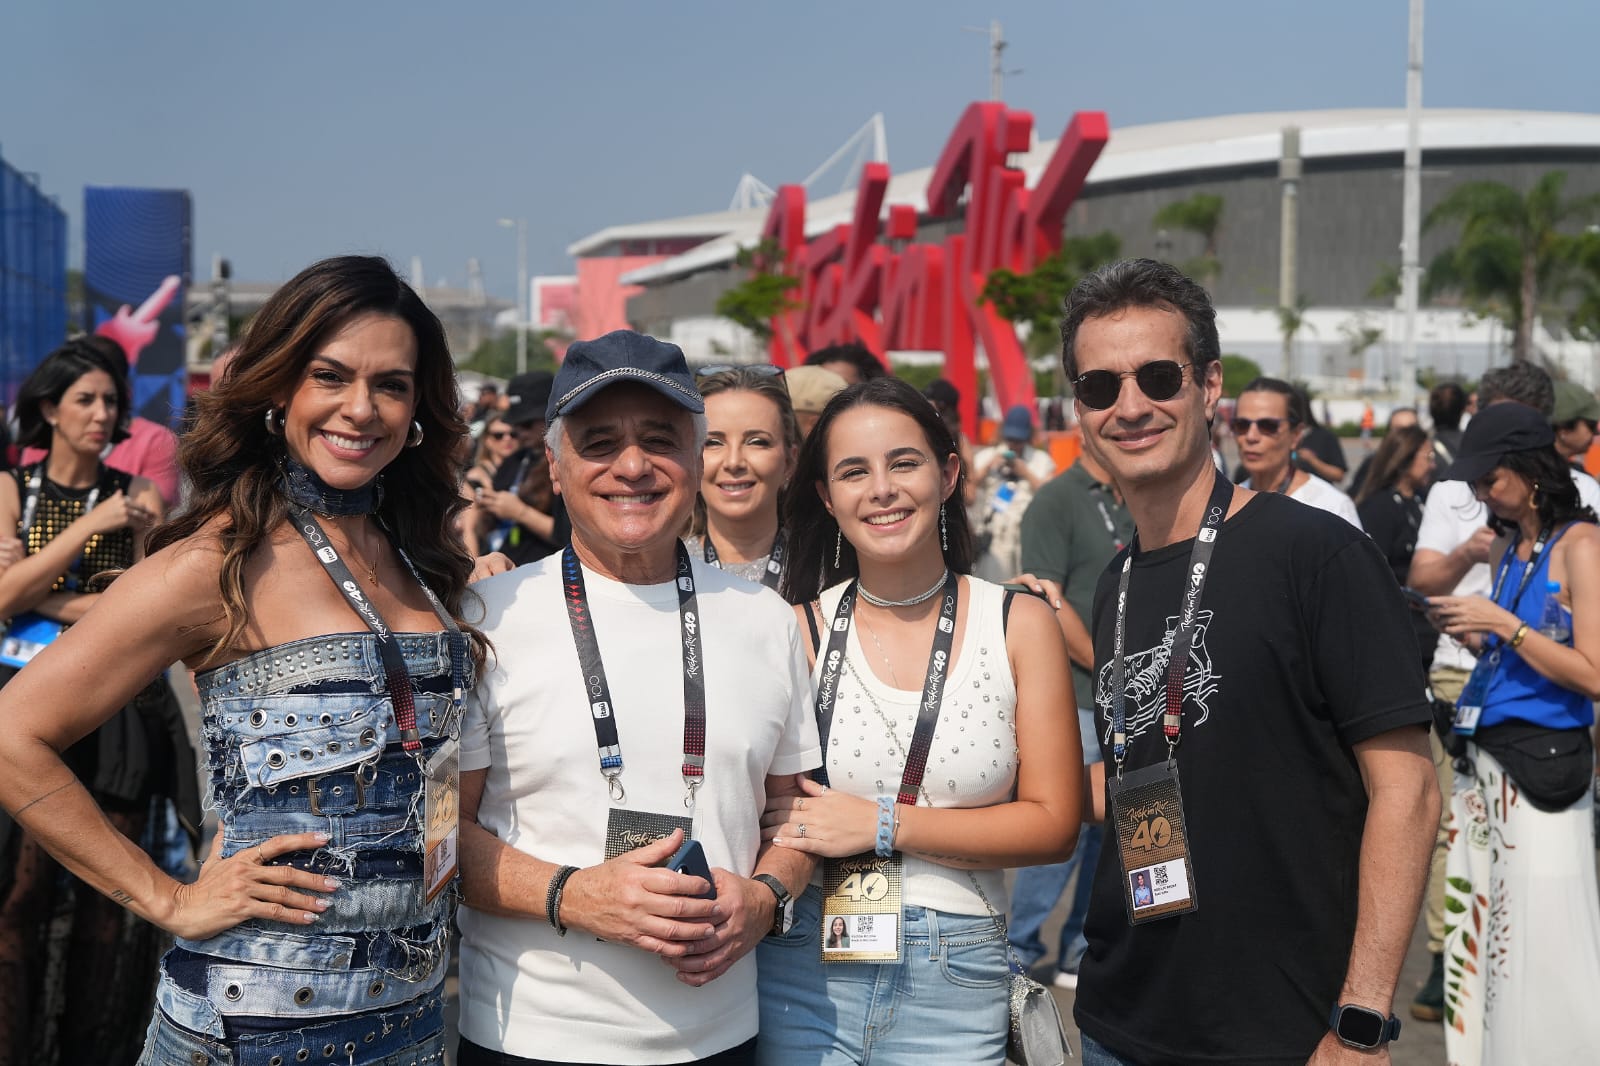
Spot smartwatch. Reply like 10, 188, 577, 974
752, 874, 794, 936
1328, 1003, 1401, 1050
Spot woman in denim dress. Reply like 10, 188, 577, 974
0, 256, 486, 1066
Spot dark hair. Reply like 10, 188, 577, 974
1238, 377, 1307, 425
146, 255, 486, 669
1429, 382, 1468, 431
1059, 258, 1220, 381
780, 377, 973, 603
1480, 363, 1554, 416
1354, 425, 1429, 505
1485, 445, 1599, 535
15, 337, 132, 450
689, 366, 801, 538
804, 343, 887, 381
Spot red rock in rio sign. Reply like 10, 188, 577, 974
759, 102, 1110, 437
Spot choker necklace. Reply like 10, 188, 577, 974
858, 569, 950, 609
278, 457, 381, 517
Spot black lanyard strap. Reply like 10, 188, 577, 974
702, 530, 785, 590
560, 542, 707, 807
813, 573, 960, 805
1111, 472, 1233, 771
288, 505, 467, 752
18, 463, 104, 591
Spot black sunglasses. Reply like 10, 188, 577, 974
1072, 360, 1192, 410
1229, 417, 1296, 437
485, 430, 515, 440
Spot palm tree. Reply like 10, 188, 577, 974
1153, 193, 1224, 287
1423, 172, 1600, 362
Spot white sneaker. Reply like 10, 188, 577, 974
1052, 969, 1079, 990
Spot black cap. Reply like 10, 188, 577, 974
1439, 401, 1556, 484
503, 371, 553, 425
546, 330, 704, 421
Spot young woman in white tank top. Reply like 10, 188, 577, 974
755, 377, 1082, 1066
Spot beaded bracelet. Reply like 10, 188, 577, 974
546, 865, 579, 936
875, 796, 897, 858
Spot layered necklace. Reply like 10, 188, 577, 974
857, 568, 950, 609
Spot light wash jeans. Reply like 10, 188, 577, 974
756, 885, 1010, 1065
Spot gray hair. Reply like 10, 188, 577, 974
545, 410, 707, 462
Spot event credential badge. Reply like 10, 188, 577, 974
1107, 760, 1198, 924
820, 854, 903, 962
604, 809, 693, 860
422, 740, 460, 903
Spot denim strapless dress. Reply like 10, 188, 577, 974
139, 631, 466, 1066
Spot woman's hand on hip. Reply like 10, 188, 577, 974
166, 830, 339, 940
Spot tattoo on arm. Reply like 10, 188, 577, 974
13, 780, 74, 817
110, 889, 134, 906
916, 852, 986, 869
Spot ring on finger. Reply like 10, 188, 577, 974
797, 823, 808, 838
796, 798, 806, 812
255, 843, 266, 864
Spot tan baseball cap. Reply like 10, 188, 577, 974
785, 365, 849, 415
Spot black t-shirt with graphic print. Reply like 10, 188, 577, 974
1074, 492, 1431, 1066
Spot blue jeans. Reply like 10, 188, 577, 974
1008, 708, 1102, 973
756, 885, 1010, 1065
1080, 1031, 1140, 1066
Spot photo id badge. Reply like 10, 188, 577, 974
604, 809, 693, 860
820, 853, 903, 963
1453, 651, 1498, 736
422, 741, 460, 903
1107, 760, 1198, 924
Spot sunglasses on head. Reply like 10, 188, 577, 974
694, 364, 785, 379
1072, 360, 1193, 411
1229, 417, 1296, 437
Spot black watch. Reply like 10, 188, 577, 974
1328, 1003, 1401, 1050
752, 874, 794, 936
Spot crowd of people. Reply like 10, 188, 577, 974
0, 252, 1593, 1066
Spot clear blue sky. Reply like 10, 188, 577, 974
4, 1, 1596, 299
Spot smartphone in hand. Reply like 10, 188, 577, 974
1400, 587, 1432, 612
665, 839, 717, 900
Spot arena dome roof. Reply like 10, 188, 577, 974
598, 108, 1600, 287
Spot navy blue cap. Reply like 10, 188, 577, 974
1439, 401, 1555, 484
1001, 404, 1035, 441
547, 330, 704, 421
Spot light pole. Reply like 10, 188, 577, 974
499, 217, 528, 375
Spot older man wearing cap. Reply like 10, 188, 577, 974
457, 330, 820, 1066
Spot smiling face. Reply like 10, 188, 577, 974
278, 313, 419, 489
701, 388, 796, 527
43, 369, 119, 459
482, 417, 521, 462
552, 383, 699, 575
819, 404, 959, 567
1073, 305, 1220, 492
1234, 389, 1303, 486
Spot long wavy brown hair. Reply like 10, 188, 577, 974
147, 255, 486, 669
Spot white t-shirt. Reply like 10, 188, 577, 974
1244, 473, 1365, 531
1415, 472, 1600, 672
458, 554, 820, 1064
812, 576, 1017, 915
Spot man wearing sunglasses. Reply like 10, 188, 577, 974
1233, 376, 1363, 531
1060, 259, 1436, 1066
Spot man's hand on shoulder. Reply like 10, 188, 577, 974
664, 870, 772, 987
559, 831, 721, 956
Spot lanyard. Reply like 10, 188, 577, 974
701, 529, 785, 590
813, 573, 960, 805
1272, 468, 1293, 495
1110, 472, 1233, 773
18, 463, 103, 591
561, 542, 706, 807
1485, 526, 1555, 649
288, 504, 468, 752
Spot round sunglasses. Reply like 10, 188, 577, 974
1072, 360, 1194, 410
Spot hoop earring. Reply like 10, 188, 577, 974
264, 408, 285, 436
940, 503, 949, 553
406, 420, 424, 448
833, 528, 842, 570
